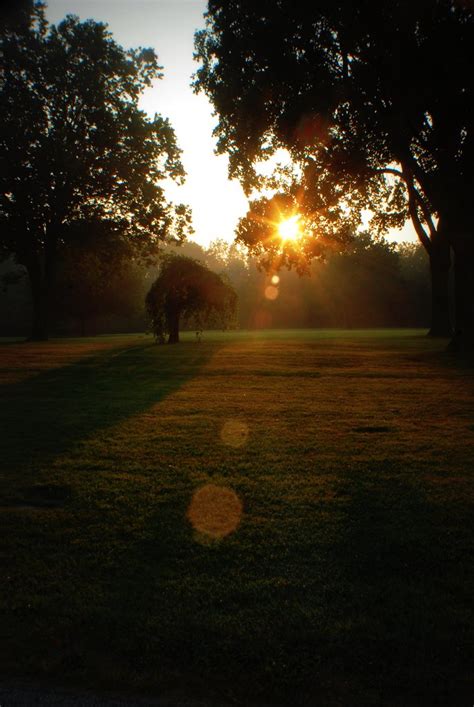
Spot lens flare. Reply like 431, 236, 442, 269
187, 484, 242, 539
220, 419, 249, 448
278, 215, 300, 241
264, 285, 279, 300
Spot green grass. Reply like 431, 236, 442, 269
0, 329, 473, 705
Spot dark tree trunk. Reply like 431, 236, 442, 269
31, 287, 49, 340
401, 162, 453, 337
80, 315, 86, 337
428, 237, 452, 337
27, 257, 49, 341
450, 230, 474, 353
25, 228, 58, 341
167, 308, 180, 344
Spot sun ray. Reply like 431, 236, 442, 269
278, 215, 301, 241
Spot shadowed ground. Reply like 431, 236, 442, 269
0, 330, 472, 706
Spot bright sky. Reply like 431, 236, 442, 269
46, 0, 417, 247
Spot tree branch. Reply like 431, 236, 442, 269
375, 164, 437, 241
374, 167, 404, 179
402, 166, 432, 252
410, 181, 437, 238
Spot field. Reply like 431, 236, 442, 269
0, 330, 473, 706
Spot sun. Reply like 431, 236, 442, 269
278, 215, 301, 241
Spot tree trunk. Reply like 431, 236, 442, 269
167, 308, 180, 344
450, 230, 474, 353
31, 287, 49, 340
428, 238, 452, 337
25, 228, 58, 341
27, 257, 49, 341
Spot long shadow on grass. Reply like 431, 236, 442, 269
89, 472, 472, 706
0, 341, 215, 483
318, 474, 473, 706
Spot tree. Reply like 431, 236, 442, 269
0, 2, 192, 340
194, 1, 473, 347
53, 219, 145, 336
145, 255, 237, 343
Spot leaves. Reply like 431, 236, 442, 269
0, 3, 192, 268
194, 1, 473, 255
145, 255, 237, 342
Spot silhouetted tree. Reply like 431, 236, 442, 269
146, 255, 237, 343
195, 1, 473, 347
53, 219, 145, 336
0, 2, 191, 340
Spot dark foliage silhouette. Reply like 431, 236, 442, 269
1, 236, 432, 335
0, 2, 191, 340
195, 0, 473, 348
52, 219, 145, 337
146, 255, 237, 343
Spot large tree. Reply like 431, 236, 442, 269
0, 1, 191, 339
146, 255, 237, 343
195, 0, 473, 346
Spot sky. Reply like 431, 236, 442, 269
46, 0, 417, 248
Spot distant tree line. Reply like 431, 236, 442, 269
202, 236, 432, 331
0, 234, 432, 336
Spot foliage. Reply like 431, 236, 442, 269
1, 236, 431, 335
195, 1, 472, 235
236, 191, 354, 273
52, 218, 145, 334
145, 255, 237, 343
0, 2, 192, 338
180, 236, 431, 330
195, 1, 473, 343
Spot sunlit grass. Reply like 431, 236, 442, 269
0, 330, 472, 705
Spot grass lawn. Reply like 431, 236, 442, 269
0, 329, 473, 705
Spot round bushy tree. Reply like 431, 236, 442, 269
146, 255, 237, 343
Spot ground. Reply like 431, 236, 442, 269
0, 330, 472, 706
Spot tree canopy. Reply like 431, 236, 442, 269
195, 1, 472, 213
146, 255, 237, 343
195, 0, 473, 346
0, 1, 192, 339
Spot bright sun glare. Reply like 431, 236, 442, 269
278, 215, 301, 241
